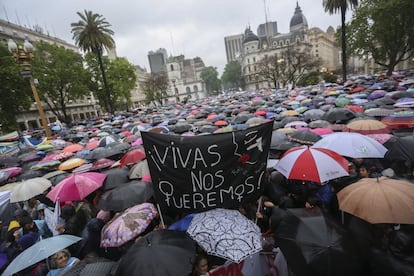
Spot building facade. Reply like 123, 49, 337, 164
0, 19, 100, 130
225, 3, 340, 90
148, 48, 168, 74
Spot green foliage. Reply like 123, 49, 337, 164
142, 73, 169, 105
347, 0, 414, 75
200, 67, 221, 96
221, 61, 242, 90
0, 44, 32, 132
84, 54, 137, 111
71, 10, 115, 113
297, 71, 322, 86
30, 41, 89, 125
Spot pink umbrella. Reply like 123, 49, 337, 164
100, 203, 158, 248
0, 167, 22, 178
46, 172, 107, 202
275, 146, 349, 183
309, 128, 334, 136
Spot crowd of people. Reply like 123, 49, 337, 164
0, 74, 414, 275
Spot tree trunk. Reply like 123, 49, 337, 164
97, 51, 113, 114
341, 6, 347, 83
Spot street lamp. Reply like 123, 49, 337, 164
8, 39, 52, 139
171, 79, 180, 103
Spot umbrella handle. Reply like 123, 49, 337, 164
156, 203, 165, 229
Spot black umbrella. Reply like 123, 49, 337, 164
384, 136, 414, 172
289, 130, 322, 145
102, 167, 130, 190
0, 156, 20, 168
97, 180, 154, 212
322, 108, 356, 124
275, 207, 363, 276
115, 230, 196, 276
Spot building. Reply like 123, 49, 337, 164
0, 19, 100, 130
224, 34, 244, 63
166, 55, 207, 102
148, 48, 168, 74
225, 2, 340, 90
129, 65, 150, 107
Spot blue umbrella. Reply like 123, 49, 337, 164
2, 235, 82, 276
168, 214, 195, 231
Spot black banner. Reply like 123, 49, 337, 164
141, 121, 273, 217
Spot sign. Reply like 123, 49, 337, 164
19, 70, 32, 78
141, 121, 273, 217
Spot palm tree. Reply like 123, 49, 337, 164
323, 0, 358, 83
71, 10, 115, 114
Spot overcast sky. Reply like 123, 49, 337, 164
1, 0, 350, 74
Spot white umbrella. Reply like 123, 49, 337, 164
312, 132, 388, 158
187, 208, 262, 263
9, 177, 52, 203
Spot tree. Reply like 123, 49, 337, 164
85, 54, 137, 111
0, 43, 32, 132
347, 0, 414, 76
142, 73, 169, 105
259, 47, 320, 88
323, 0, 359, 82
297, 71, 322, 86
200, 66, 221, 96
221, 61, 243, 90
71, 10, 115, 114
30, 41, 90, 125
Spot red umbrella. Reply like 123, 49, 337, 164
63, 144, 84, 153
214, 120, 228, 126
46, 172, 107, 202
85, 139, 99, 150
90, 158, 116, 171
275, 146, 349, 183
119, 149, 146, 167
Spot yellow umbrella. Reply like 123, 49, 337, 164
281, 110, 299, 116
58, 158, 85, 171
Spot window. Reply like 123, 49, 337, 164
253, 57, 256, 62
170, 64, 174, 71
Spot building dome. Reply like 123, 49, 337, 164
290, 2, 308, 29
243, 26, 259, 43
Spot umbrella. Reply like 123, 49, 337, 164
9, 177, 52, 203
383, 136, 414, 169
115, 229, 196, 276
128, 160, 150, 180
345, 119, 389, 134
322, 108, 356, 123
313, 132, 388, 158
58, 158, 85, 171
187, 208, 262, 263
98, 135, 119, 147
90, 158, 115, 171
284, 121, 308, 129
289, 130, 322, 145
337, 177, 414, 224
100, 202, 158, 248
308, 120, 331, 129
30, 160, 61, 170
42, 170, 69, 186
119, 148, 146, 167
0, 167, 22, 178
275, 207, 362, 276
303, 109, 325, 121
46, 172, 107, 202
88, 142, 130, 160
2, 235, 82, 276
102, 167, 130, 190
63, 144, 84, 153
97, 180, 154, 212
275, 146, 349, 183
381, 111, 414, 129
364, 108, 397, 117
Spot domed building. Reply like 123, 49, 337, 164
225, 2, 340, 91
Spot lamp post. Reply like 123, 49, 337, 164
171, 78, 180, 103
8, 39, 51, 139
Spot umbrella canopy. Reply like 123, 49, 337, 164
345, 119, 389, 134
381, 111, 414, 129
384, 136, 414, 169
41, 170, 69, 186
187, 208, 262, 263
98, 135, 119, 147
46, 172, 107, 202
90, 158, 115, 171
337, 177, 414, 224
313, 132, 388, 158
102, 167, 130, 190
275, 146, 349, 183
289, 130, 322, 145
115, 229, 196, 276
9, 177, 52, 203
58, 158, 85, 171
128, 160, 150, 180
322, 108, 356, 124
2, 235, 82, 276
63, 144, 84, 153
275, 207, 362, 276
100, 202, 158, 248
119, 148, 146, 167
97, 180, 154, 212
303, 109, 325, 121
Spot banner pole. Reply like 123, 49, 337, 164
156, 203, 166, 229
255, 196, 263, 225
